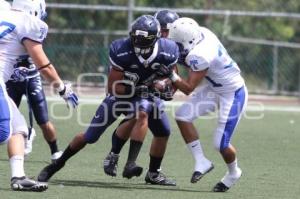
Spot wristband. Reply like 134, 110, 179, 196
57, 82, 65, 94
170, 71, 181, 82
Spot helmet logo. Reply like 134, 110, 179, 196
135, 30, 148, 37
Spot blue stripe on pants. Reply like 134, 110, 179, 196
220, 86, 246, 151
0, 84, 11, 144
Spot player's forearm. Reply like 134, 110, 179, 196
172, 79, 195, 95
108, 84, 128, 95
40, 65, 63, 89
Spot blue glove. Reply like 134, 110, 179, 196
11, 67, 30, 82
58, 83, 78, 108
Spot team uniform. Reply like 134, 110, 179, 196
84, 37, 179, 144
175, 27, 248, 151
0, 10, 48, 143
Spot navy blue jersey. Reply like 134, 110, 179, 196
109, 37, 179, 86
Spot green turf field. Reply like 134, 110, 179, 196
1, 101, 300, 199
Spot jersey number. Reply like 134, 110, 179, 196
0, 21, 16, 39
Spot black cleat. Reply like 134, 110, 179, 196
122, 162, 143, 179
145, 171, 176, 186
191, 164, 214, 183
103, 152, 119, 177
38, 161, 65, 182
11, 176, 48, 192
213, 182, 230, 192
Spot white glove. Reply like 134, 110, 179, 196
57, 83, 78, 108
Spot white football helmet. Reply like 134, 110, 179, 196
0, 0, 11, 10
12, 0, 47, 20
168, 17, 203, 55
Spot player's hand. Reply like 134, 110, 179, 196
57, 83, 78, 108
156, 64, 173, 77
160, 84, 174, 101
135, 85, 149, 98
11, 67, 30, 82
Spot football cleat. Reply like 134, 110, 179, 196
11, 176, 48, 192
190, 163, 214, 183
103, 152, 119, 177
213, 182, 229, 192
145, 171, 176, 186
122, 162, 143, 179
24, 128, 36, 156
213, 167, 242, 192
51, 151, 63, 163
37, 161, 65, 182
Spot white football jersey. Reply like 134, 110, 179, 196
185, 27, 244, 93
0, 0, 11, 11
0, 10, 48, 83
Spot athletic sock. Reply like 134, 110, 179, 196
111, 130, 127, 154
149, 155, 163, 173
126, 140, 143, 164
10, 155, 25, 178
56, 145, 77, 165
47, 140, 59, 155
187, 140, 210, 172
227, 158, 239, 175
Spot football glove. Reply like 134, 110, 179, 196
135, 85, 149, 98
153, 81, 174, 101
57, 83, 78, 109
11, 67, 30, 82
156, 65, 181, 82
156, 64, 173, 77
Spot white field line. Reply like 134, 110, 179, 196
33, 96, 300, 112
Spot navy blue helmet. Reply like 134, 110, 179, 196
130, 15, 161, 55
154, 10, 179, 30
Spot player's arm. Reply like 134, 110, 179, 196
107, 67, 128, 95
23, 39, 78, 108
172, 68, 207, 95
23, 40, 62, 88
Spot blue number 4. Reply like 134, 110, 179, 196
0, 21, 16, 39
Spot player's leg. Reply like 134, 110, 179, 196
103, 118, 136, 176
104, 97, 153, 177
144, 109, 176, 186
212, 86, 248, 192
28, 76, 62, 160
175, 85, 216, 183
5, 92, 48, 191
5, 80, 24, 107
38, 95, 121, 182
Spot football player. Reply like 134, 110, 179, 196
0, 0, 10, 10
159, 17, 248, 192
0, 0, 78, 191
37, 15, 178, 186
5, 4, 63, 161
103, 10, 180, 180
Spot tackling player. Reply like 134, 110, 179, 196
37, 15, 178, 186
4, 3, 63, 161
0, 0, 78, 191
160, 17, 248, 192
103, 10, 180, 180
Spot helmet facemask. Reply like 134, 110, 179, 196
130, 15, 161, 57
130, 30, 159, 56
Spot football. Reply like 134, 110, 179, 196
153, 78, 172, 92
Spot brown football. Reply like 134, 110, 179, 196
153, 78, 172, 92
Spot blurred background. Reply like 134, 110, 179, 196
23, 1, 300, 96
